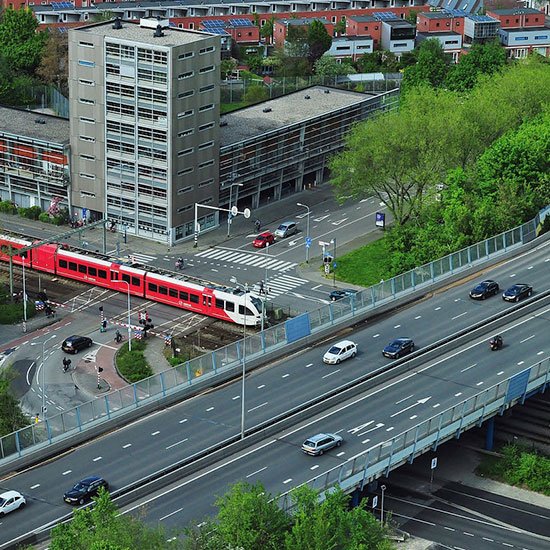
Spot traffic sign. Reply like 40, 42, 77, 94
324, 264, 330, 274
372, 495, 378, 509
333, 262, 337, 268
431, 457, 438, 470
243, 208, 251, 219
305, 237, 312, 248
231, 205, 238, 216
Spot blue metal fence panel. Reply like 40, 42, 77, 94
505, 369, 530, 403
286, 314, 311, 343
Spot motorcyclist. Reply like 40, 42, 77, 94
115, 329, 122, 343
176, 257, 184, 269
490, 335, 503, 349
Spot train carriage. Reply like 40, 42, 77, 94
0, 234, 34, 266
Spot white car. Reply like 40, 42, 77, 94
0, 490, 26, 516
323, 340, 357, 364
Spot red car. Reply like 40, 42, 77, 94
253, 231, 275, 248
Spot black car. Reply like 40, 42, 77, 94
330, 289, 358, 301
383, 338, 415, 359
469, 280, 500, 300
64, 476, 109, 505
502, 283, 533, 302
61, 335, 93, 354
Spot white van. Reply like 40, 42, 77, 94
323, 340, 357, 364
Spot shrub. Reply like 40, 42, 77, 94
38, 212, 50, 223
115, 339, 153, 383
0, 201, 17, 214
0, 301, 36, 324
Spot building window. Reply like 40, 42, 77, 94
198, 141, 214, 150
177, 205, 193, 213
79, 135, 95, 143
199, 65, 215, 74
177, 109, 194, 119
177, 185, 193, 194
199, 104, 214, 112
199, 178, 214, 187
178, 51, 194, 60
199, 122, 215, 131
80, 154, 96, 161
79, 172, 95, 180
79, 41, 94, 48
178, 147, 194, 157
177, 167, 194, 176
199, 46, 215, 54
79, 98, 95, 105
178, 128, 194, 138
79, 117, 95, 124
79, 79, 95, 86
78, 60, 95, 67
199, 84, 215, 93
178, 71, 194, 80
80, 191, 96, 198
199, 159, 215, 169
178, 90, 195, 99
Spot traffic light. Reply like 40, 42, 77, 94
98, 366, 104, 373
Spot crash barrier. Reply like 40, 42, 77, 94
0, 205, 547, 471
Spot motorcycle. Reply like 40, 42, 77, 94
489, 336, 503, 351
114, 331, 123, 343
175, 258, 184, 270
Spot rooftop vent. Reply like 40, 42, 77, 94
324, 89, 330, 94
219, 120, 228, 127
262, 107, 272, 113
35, 119, 46, 124
154, 24, 164, 38
304, 95, 311, 99
112, 17, 122, 30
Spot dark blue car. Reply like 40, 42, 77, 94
502, 283, 533, 302
383, 338, 415, 359
469, 280, 499, 300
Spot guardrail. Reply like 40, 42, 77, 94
0, 205, 548, 472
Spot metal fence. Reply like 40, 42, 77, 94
0, 206, 546, 464
275, 355, 550, 510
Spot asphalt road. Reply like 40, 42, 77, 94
0, 240, 548, 546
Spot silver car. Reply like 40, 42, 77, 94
274, 221, 297, 239
301, 433, 343, 456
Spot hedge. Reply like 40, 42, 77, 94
115, 339, 153, 383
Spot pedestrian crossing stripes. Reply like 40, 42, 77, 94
128, 252, 157, 264
251, 275, 309, 300
194, 248, 297, 272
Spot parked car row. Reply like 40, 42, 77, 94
252, 221, 297, 248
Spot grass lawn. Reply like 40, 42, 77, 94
333, 238, 392, 287
220, 102, 249, 114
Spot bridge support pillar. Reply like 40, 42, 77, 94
485, 417, 495, 451
351, 487, 361, 508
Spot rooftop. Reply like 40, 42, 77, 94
420, 11, 465, 19
332, 35, 373, 42
0, 107, 69, 144
347, 15, 378, 23
278, 17, 330, 26
220, 86, 370, 147
74, 18, 215, 46
488, 8, 544, 16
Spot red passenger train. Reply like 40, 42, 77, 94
0, 233, 263, 326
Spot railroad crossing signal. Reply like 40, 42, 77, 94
324, 264, 330, 275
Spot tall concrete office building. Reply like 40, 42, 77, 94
68, 18, 220, 243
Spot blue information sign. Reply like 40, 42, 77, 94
305, 237, 312, 248
82, 208, 88, 219
375, 212, 385, 228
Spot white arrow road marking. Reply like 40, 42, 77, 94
331, 218, 349, 226
314, 215, 329, 222
390, 397, 431, 418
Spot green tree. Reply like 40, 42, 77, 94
334, 16, 346, 35
260, 17, 276, 43
244, 83, 269, 103
380, 51, 400, 72
445, 40, 507, 92
285, 485, 391, 550
356, 51, 383, 73
0, 366, 28, 436
36, 27, 69, 95
307, 20, 333, 65
314, 55, 356, 76
211, 481, 291, 550
220, 58, 237, 79
0, 8, 47, 73
405, 9, 420, 25
402, 39, 450, 90
285, 25, 309, 58
50, 488, 174, 550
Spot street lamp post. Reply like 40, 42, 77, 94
36, 334, 57, 420
116, 280, 132, 351
261, 243, 269, 332
296, 202, 311, 263
22, 255, 27, 332
230, 276, 248, 439
330, 237, 337, 287
380, 484, 386, 525
227, 183, 243, 237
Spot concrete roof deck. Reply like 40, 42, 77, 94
0, 107, 69, 144
220, 86, 370, 147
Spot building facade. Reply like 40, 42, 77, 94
0, 108, 70, 213
68, 18, 220, 243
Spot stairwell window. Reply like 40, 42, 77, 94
178, 71, 194, 80
198, 141, 214, 150
199, 65, 214, 74
78, 60, 95, 67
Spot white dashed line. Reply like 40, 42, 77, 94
432, 403, 440, 408
122, 443, 132, 449
444, 527, 455, 531
166, 438, 189, 450
520, 335, 535, 343
497, 371, 504, 375
517, 361, 524, 366
463, 532, 474, 537
455, 392, 462, 397
232, 395, 240, 400
452, 312, 468, 320
93, 456, 102, 462
151, 431, 160, 436
414, 315, 421, 319
373, 334, 380, 338
310, 465, 319, 470
322, 369, 341, 379
282, 374, 290, 378
305, 363, 314, 368
248, 402, 268, 413
461, 364, 476, 372
246, 467, 267, 478
362, 438, 370, 444
394, 324, 401, 329
257, 384, 265, 389
179, 419, 188, 424
337, 451, 345, 457
159, 508, 183, 522
283, 478, 293, 484
476, 382, 484, 386
435, 307, 441, 311
62, 470, 72, 476
206, 407, 214, 412
30, 484, 40, 489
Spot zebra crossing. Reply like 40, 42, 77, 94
251, 275, 309, 300
127, 252, 157, 264
194, 248, 297, 272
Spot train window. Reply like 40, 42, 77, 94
190, 294, 199, 304
238, 305, 254, 316
159, 286, 168, 295
179, 290, 188, 301
132, 276, 140, 286
122, 274, 130, 283
69, 262, 77, 271
59, 259, 68, 268
99, 270, 107, 279
89, 267, 97, 276
215, 298, 224, 309
79, 265, 87, 274
203, 296, 211, 307
226, 301, 235, 312
169, 289, 178, 298
111, 271, 119, 280
148, 283, 158, 292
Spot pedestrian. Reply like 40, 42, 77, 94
259, 281, 265, 295
254, 219, 261, 232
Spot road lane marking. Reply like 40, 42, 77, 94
93, 456, 102, 462
62, 470, 72, 476
283, 478, 292, 484
257, 384, 266, 389
151, 431, 160, 435
337, 452, 345, 457
206, 407, 214, 412
322, 369, 341, 379
461, 364, 476, 372
517, 361, 524, 365
497, 371, 504, 375
30, 484, 40, 489
414, 315, 421, 319
476, 381, 484, 386
282, 374, 289, 378
310, 465, 319, 470
483, 538, 494, 542
394, 324, 401, 329
361, 438, 370, 444
179, 419, 188, 424
455, 392, 462, 397
444, 526, 455, 531
395, 394, 413, 405
232, 395, 240, 400
348, 421, 374, 434
248, 402, 268, 413
435, 307, 441, 311
463, 532, 474, 536
372, 334, 380, 338
122, 444, 132, 449
452, 312, 468, 320
159, 508, 183, 521
519, 335, 535, 343
410, 415, 417, 420
390, 397, 431, 418
246, 467, 267, 478
166, 438, 188, 450
305, 364, 313, 369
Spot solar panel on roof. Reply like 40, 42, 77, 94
230, 18, 254, 27
373, 11, 399, 21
